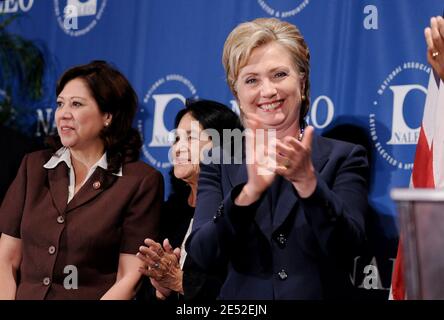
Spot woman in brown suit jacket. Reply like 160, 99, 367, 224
0, 61, 163, 299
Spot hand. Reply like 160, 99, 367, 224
151, 278, 172, 300
235, 112, 276, 206
425, 16, 444, 81
137, 238, 183, 294
274, 125, 317, 198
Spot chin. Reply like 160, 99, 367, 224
174, 166, 191, 179
174, 166, 198, 181
260, 116, 287, 128
60, 140, 75, 148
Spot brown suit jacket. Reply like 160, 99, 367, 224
0, 149, 163, 300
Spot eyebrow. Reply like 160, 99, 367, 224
57, 96, 87, 101
176, 130, 193, 135
240, 66, 291, 78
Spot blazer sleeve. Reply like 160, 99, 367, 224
182, 254, 225, 301
119, 169, 164, 254
300, 143, 368, 258
186, 158, 261, 271
0, 154, 29, 238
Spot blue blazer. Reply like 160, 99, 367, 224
186, 135, 369, 300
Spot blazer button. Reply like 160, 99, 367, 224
43, 277, 51, 286
276, 233, 287, 248
57, 216, 65, 224
48, 246, 56, 255
93, 181, 101, 190
217, 203, 224, 216
278, 269, 288, 280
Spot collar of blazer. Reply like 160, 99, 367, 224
47, 163, 118, 215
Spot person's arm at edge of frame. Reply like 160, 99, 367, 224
101, 253, 144, 300
0, 234, 22, 299
102, 168, 164, 300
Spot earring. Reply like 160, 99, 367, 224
301, 95, 306, 101
104, 122, 109, 127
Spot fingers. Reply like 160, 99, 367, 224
243, 112, 262, 128
137, 259, 159, 278
425, 27, 436, 64
425, 27, 434, 50
274, 137, 304, 165
173, 247, 181, 260
272, 128, 315, 180
144, 238, 164, 257
300, 125, 314, 149
163, 238, 174, 253
151, 278, 172, 299
155, 290, 167, 300
137, 248, 157, 267
439, 16, 444, 39
425, 16, 444, 78
137, 263, 151, 277
430, 17, 442, 52
429, 16, 444, 53
139, 245, 161, 264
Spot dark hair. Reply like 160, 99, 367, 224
47, 60, 141, 173
175, 98, 243, 134
169, 99, 243, 201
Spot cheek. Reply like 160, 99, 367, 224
173, 143, 189, 157
81, 116, 103, 132
171, 144, 179, 156
199, 142, 212, 155
189, 148, 200, 162
237, 92, 255, 110
54, 110, 62, 123
236, 84, 254, 100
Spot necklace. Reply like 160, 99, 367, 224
298, 127, 305, 142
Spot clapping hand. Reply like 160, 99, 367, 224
425, 16, 444, 81
274, 125, 317, 198
137, 238, 183, 298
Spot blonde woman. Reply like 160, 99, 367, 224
186, 18, 369, 300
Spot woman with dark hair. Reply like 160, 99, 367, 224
0, 61, 163, 299
137, 99, 242, 301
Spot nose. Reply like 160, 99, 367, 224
55, 105, 73, 120
61, 109, 73, 119
174, 139, 189, 156
260, 79, 277, 98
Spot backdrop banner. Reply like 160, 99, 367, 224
2, 0, 443, 297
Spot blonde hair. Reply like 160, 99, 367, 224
222, 18, 310, 124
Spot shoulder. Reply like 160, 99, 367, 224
22, 149, 54, 166
313, 135, 369, 177
122, 160, 163, 180
313, 135, 365, 156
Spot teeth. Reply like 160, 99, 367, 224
260, 101, 281, 111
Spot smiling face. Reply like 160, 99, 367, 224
236, 41, 304, 136
55, 78, 110, 153
172, 112, 212, 183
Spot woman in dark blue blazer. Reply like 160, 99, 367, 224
186, 17, 369, 300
